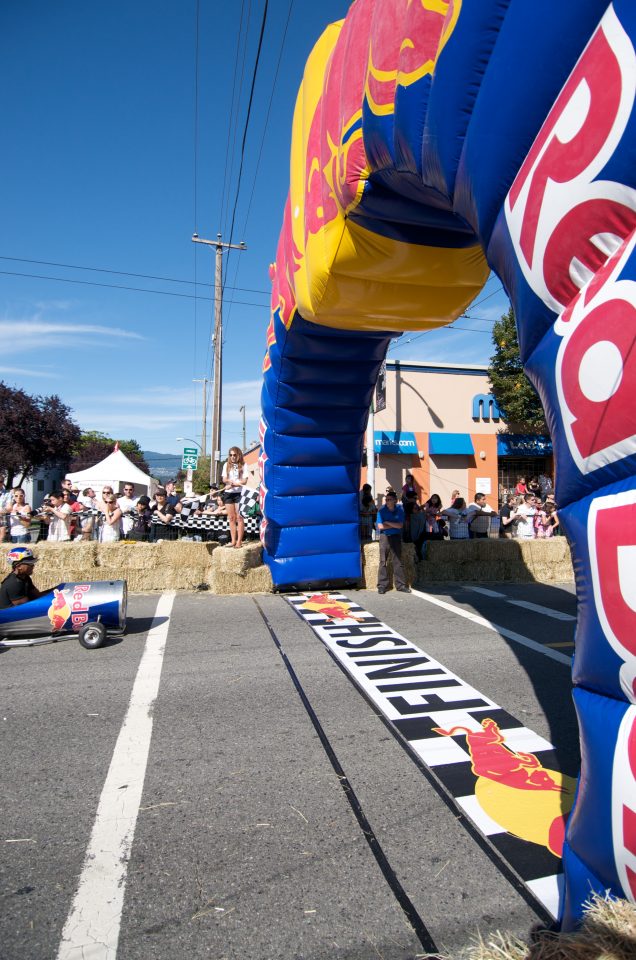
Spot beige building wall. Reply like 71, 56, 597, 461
369, 361, 502, 510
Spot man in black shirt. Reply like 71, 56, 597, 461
128, 496, 152, 541
0, 547, 42, 609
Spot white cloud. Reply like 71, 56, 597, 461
0, 365, 60, 378
70, 378, 263, 449
0, 321, 143, 339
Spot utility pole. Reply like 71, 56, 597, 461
192, 232, 246, 484
192, 377, 208, 457
240, 405, 246, 452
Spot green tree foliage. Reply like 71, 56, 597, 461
192, 456, 212, 495
488, 307, 548, 433
70, 431, 150, 473
0, 382, 81, 486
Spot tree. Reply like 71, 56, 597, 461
488, 307, 548, 433
0, 382, 81, 486
70, 432, 150, 473
191, 456, 212, 495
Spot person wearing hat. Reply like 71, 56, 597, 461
0, 547, 42, 609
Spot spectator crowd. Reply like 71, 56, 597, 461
360, 473, 560, 555
0, 473, 260, 546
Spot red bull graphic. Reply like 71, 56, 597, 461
47, 584, 93, 633
70, 584, 92, 629
612, 707, 636, 900
299, 594, 366, 623
434, 719, 576, 857
263, 1, 636, 925
47, 589, 72, 633
287, 592, 574, 919
589, 491, 636, 702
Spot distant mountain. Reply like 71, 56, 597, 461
143, 450, 183, 480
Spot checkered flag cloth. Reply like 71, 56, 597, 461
239, 487, 260, 519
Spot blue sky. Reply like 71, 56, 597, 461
1, 1, 509, 461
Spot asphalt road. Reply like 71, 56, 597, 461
0, 581, 578, 960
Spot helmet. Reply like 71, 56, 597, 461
7, 546, 37, 566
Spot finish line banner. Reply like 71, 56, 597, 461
286, 592, 576, 920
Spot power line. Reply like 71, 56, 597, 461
220, 0, 251, 240
0, 255, 270, 295
225, 0, 294, 341
225, 0, 269, 260
0, 268, 268, 307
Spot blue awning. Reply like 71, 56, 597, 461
374, 431, 418, 455
428, 432, 475, 456
497, 434, 553, 457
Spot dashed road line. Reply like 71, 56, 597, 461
463, 586, 576, 622
410, 589, 572, 665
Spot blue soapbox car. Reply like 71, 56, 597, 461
0, 578, 127, 650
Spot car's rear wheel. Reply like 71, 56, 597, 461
78, 621, 106, 649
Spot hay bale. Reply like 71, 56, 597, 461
0, 540, 217, 593
455, 893, 636, 960
414, 538, 573, 584
212, 543, 271, 594
359, 540, 416, 589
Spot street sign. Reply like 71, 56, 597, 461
181, 447, 198, 470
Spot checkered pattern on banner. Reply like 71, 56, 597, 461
285, 592, 573, 920
171, 513, 260, 535
176, 489, 261, 534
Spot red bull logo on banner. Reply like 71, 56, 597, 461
589, 491, 636, 702
300, 594, 365, 623
612, 707, 636, 901
288, 592, 573, 918
506, 8, 636, 474
366, 0, 460, 114
434, 718, 576, 857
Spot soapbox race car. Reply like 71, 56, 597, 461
0, 578, 127, 650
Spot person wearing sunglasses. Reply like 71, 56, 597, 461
221, 446, 248, 548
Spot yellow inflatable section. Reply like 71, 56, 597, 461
287, 11, 489, 333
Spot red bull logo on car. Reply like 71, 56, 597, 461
47, 589, 72, 633
47, 583, 93, 633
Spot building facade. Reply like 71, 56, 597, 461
364, 360, 552, 509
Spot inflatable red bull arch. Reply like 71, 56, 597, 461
260, 0, 636, 927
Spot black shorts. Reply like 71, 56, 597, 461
222, 490, 241, 505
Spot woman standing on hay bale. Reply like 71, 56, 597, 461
221, 446, 248, 549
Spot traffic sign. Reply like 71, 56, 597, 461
181, 447, 198, 470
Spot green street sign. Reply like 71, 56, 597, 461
182, 447, 198, 470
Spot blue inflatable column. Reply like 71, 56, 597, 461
261, 311, 391, 590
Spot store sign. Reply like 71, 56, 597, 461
497, 435, 553, 457
472, 394, 501, 421
374, 431, 417, 455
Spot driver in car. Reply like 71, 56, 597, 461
0, 547, 42, 608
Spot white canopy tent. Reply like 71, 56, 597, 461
66, 447, 157, 498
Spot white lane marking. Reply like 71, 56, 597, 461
464, 586, 577, 622
57, 592, 176, 960
410, 589, 571, 666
